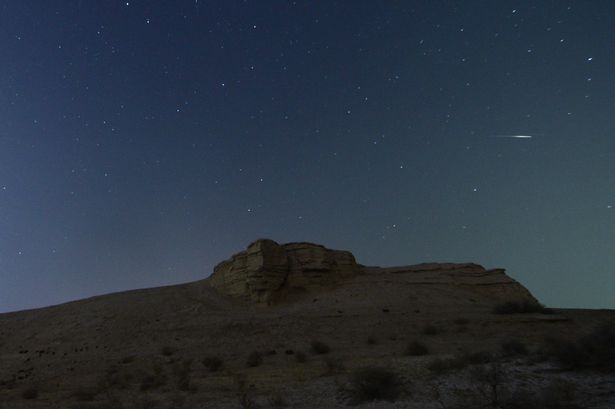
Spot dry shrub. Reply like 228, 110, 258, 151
542, 322, 615, 372
494, 300, 552, 314
324, 357, 345, 375
295, 351, 307, 363
311, 340, 330, 354
22, 386, 38, 400
268, 391, 289, 408
246, 351, 263, 368
160, 345, 176, 356
422, 325, 440, 336
202, 355, 223, 372
405, 341, 429, 356
347, 367, 403, 405
501, 339, 528, 357
72, 386, 98, 401
428, 351, 493, 374
139, 364, 167, 391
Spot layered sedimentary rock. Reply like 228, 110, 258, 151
208, 239, 359, 303
383, 262, 538, 303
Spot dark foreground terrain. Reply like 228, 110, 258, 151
1, 240, 613, 408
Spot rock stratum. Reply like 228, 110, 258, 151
208, 239, 360, 303
208, 238, 537, 305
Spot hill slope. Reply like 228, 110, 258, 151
0, 239, 613, 408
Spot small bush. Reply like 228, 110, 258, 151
422, 325, 439, 336
72, 387, 98, 401
121, 355, 135, 364
428, 357, 466, 375
367, 336, 378, 345
501, 339, 528, 357
239, 392, 259, 409
202, 356, 223, 372
139, 365, 167, 391
347, 367, 403, 404
160, 345, 175, 356
505, 380, 582, 409
173, 359, 195, 392
454, 317, 470, 326
102, 365, 132, 390
268, 391, 289, 408
311, 340, 330, 354
428, 352, 492, 375
493, 300, 551, 314
462, 351, 493, 365
295, 351, 307, 363
22, 387, 38, 400
405, 341, 430, 356
542, 323, 615, 372
324, 357, 345, 375
246, 351, 263, 368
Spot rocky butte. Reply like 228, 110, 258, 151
208, 239, 360, 303
208, 238, 538, 306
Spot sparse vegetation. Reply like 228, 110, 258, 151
202, 355, 223, 372
310, 340, 330, 354
295, 351, 307, 363
347, 367, 403, 404
139, 364, 167, 391
160, 345, 176, 356
428, 351, 493, 374
502, 380, 583, 409
121, 355, 135, 364
542, 322, 615, 372
102, 365, 132, 390
454, 317, 470, 325
72, 387, 98, 401
246, 350, 263, 367
268, 391, 289, 408
405, 340, 430, 356
173, 359, 196, 392
422, 325, 440, 336
493, 300, 552, 314
428, 357, 467, 375
324, 356, 344, 375
501, 339, 529, 357
22, 386, 38, 400
239, 392, 259, 409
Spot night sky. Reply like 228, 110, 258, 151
1, 1, 614, 313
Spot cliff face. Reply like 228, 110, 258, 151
208, 239, 540, 307
208, 239, 359, 303
378, 262, 539, 303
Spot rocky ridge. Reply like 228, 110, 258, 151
208, 239, 537, 305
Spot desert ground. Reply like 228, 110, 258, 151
1, 239, 613, 408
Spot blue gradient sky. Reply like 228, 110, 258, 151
1, 1, 614, 312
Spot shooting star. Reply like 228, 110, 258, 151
489, 135, 534, 139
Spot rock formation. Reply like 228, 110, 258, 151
208, 239, 359, 303
379, 262, 539, 303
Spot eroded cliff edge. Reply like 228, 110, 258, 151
207, 239, 538, 306
208, 239, 359, 303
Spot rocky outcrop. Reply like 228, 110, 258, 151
208, 239, 360, 303
382, 262, 538, 303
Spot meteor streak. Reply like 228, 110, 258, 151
490, 135, 534, 138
